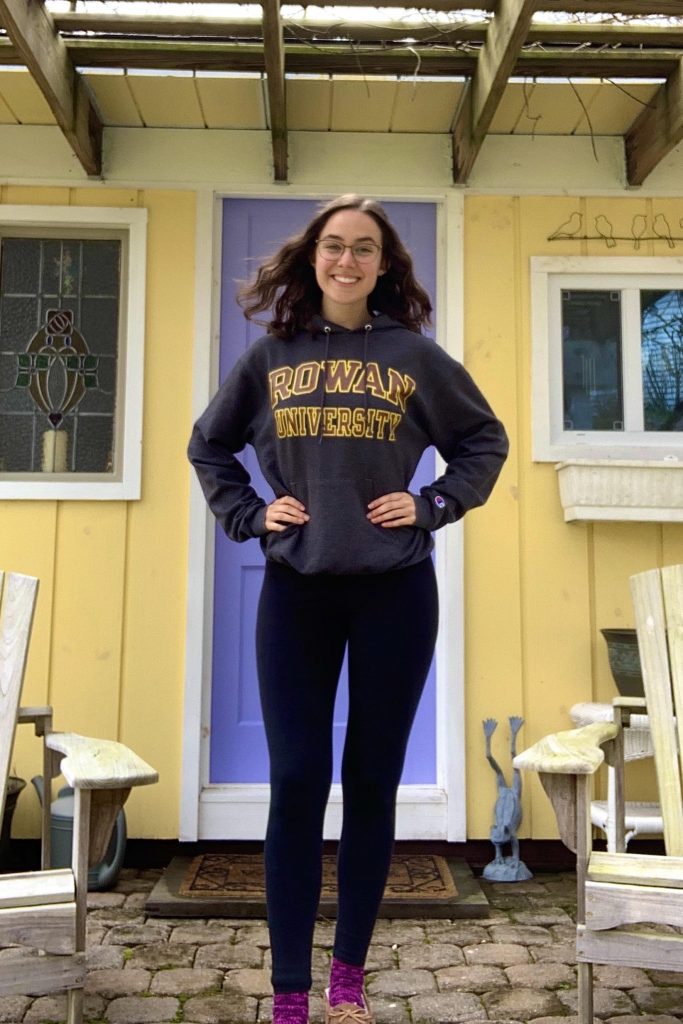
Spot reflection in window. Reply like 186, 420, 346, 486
641, 290, 683, 432
0, 237, 121, 474
562, 290, 623, 431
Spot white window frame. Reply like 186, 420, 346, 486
0, 205, 147, 500
532, 256, 683, 462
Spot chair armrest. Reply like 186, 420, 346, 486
18, 706, 53, 736
46, 732, 158, 790
513, 722, 620, 775
612, 696, 647, 712
514, 722, 620, 854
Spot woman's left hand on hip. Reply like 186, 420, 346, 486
367, 492, 416, 527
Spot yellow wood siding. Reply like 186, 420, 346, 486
2, 185, 682, 841
465, 195, 683, 838
0, 186, 194, 838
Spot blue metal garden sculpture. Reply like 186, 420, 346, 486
482, 717, 532, 882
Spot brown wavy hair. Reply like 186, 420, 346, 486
237, 194, 432, 340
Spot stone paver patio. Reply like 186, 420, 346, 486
4, 869, 683, 1024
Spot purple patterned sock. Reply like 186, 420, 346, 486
273, 992, 309, 1024
329, 956, 365, 1007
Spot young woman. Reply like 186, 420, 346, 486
188, 195, 508, 1024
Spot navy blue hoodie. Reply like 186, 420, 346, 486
188, 314, 508, 575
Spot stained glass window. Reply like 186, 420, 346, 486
0, 234, 122, 475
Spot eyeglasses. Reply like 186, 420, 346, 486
315, 238, 382, 264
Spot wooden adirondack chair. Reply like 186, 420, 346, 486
514, 562, 683, 1024
0, 571, 158, 1023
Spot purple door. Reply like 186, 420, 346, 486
211, 198, 437, 785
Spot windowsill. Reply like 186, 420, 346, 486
555, 459, 683, 522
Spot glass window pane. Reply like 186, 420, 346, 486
0, 296, 39, 349
41, 240, 65, 297
641, 290, 683, 431
562, 290, 623, 431
79, 355, 116, 414
80, 296, 119, 357
0, 414, 34, 472
0, 238, 40, 294
73, 416, 115, 473
0, 236, 122, 475
82, 240, 120, 295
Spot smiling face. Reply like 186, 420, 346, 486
313, 209, 385, 329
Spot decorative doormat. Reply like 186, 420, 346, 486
146, 853, 488, 919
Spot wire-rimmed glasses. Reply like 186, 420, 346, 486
315, 238, 382, 264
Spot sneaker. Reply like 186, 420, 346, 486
324, 987, 374, 1024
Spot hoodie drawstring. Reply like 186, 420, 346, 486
318, 326, 331, 444
362, 323, 372, 416
317, 322, 373, 443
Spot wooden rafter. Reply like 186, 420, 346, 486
452, 0, 536, 184
262, 0, 287, 182
0, 0, 102, 176
625, 57, 683, 185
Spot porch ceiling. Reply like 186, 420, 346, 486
0, 2, 680, 185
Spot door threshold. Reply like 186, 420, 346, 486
197, 783, 448, 841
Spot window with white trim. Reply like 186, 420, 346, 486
532, 257, 683, 462
0, 206, 147, 499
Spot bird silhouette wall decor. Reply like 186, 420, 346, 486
548, 212, 683, 249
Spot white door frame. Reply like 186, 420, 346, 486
181, 187, 466, 842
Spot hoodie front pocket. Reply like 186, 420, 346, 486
272, 476, 401, 573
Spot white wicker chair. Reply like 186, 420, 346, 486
570, 702, 662, 850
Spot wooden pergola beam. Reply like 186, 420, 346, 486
0, 35, 679, 77
0, 0, 102, 176
49, 12, 683, 49
262, 0, 287, 182
625, 57, 683, 185
336, 0, 683, 9
452, 0, 536, 184
72, 0, 683, 11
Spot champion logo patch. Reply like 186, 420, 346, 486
434, 495, 446, 509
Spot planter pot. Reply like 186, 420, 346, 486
0, 777, 26, 870
601, 628, 644, 698
556, 460, 683, 522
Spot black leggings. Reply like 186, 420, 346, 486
256, 557, 439, 993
